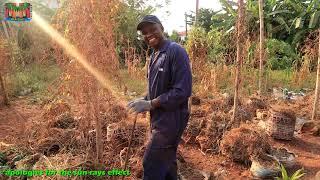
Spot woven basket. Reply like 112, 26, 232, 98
266, 109, 296, 140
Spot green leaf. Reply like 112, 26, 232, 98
271, 25, 285, 34
291, 169, 303, 177
285, 0, 304, 13
267, 10, 292, 16
309, 11, 320, 29
295, 17, 304, 29
291, 29, 307, 49
306, 0, 317, 13
292, 173, 306, 180
219, 0, 236, 17
291, 168, 305, 180
281, 164, 288, 179
275, 16, 291, 32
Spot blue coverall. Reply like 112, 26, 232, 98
143, 40, 192, 180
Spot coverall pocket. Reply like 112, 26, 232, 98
149, 130, 177, 149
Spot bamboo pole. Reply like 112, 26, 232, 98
312, 29, 320, 121
232, 0, 245, 125
258, 0, 265, 95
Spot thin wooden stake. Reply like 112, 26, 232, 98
232, 0, 245, 125
312, 29, 320, 121
258, 0, 265, 95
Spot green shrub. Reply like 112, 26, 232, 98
207, 28, 225, 64
186, 27, 208, 46
266, 39, 299, 70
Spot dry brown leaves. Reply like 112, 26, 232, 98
220, 124, 272, 166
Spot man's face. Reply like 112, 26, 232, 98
140, 23, 164, 49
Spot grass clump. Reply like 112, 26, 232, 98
7, 63, 61, 97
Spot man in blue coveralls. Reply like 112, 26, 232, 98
127, 15, 192, 180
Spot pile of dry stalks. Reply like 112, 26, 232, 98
220, 125, 272, 166
104, 119, 148, 176
196, 112, 231, 154
25, 100, 82, 156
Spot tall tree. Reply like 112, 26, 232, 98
258, 0, 265, 94
312, 29, 320, 121
198, 8, 217, 32
232, 0, 245, 125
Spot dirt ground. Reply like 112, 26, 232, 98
0, 97, 320, 180
179, 133, 320, 180
0, 98, 43, 145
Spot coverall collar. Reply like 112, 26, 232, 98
157, 39, 171, 53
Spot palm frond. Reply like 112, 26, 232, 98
285, 0, 304, 13
219, 0, 237, 17
267, 10, 291, 16
309, 11, 320, 29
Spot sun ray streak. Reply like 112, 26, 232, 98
32, 11, 126, 106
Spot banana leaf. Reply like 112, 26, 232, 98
309, 11, 320, 28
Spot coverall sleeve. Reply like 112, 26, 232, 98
158, 45, 192, 111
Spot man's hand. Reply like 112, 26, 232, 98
127, 97, 145, 107
127, 99, 152, 113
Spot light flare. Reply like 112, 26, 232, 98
32, 12, 126, 106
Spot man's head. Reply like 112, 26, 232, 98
137, 15, 165, 50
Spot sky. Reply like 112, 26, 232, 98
153, 0, 223, 34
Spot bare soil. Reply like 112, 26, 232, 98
0, 97, 319, 180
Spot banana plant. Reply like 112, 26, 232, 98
245, 0, 320, 49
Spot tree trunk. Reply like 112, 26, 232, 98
232, 0, 245, 125
1, 21, 9, 39
258, 0, 265, 95
312, 29, 320, 121
0, 73, 9, 106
